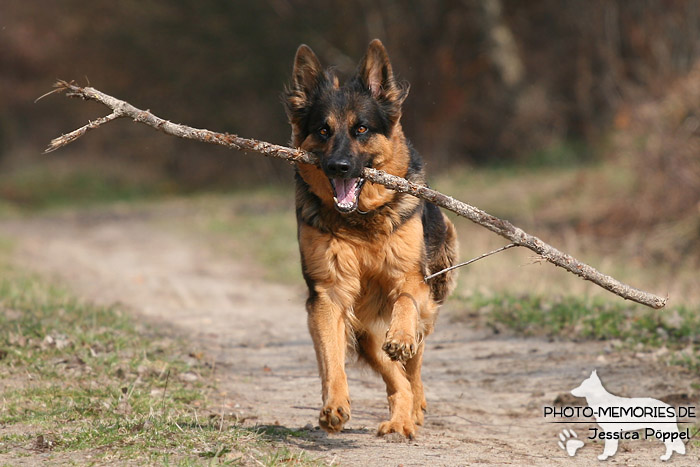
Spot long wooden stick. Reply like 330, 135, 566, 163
45, 80, 668, 309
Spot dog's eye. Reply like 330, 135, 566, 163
356, 125, 369, 136
318, 127, 330, 138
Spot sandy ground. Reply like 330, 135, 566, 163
2, 204, 697, 466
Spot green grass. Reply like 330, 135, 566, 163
522, 139, 594, 168
0, 251, 320, 465
453, 293, 700, 371
0, 167, 175, 211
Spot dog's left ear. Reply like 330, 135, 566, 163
359, 40, 408, 120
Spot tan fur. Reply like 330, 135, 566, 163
297, 124, 413, 215
299, 211, 436, 437
287, 39, 458, 439
297, 129, 442, 437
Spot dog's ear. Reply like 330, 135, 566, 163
285, 45, 326, 127
358, 39, 409, 121
292, 45, 323, 98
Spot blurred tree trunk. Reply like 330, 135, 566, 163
480, 0, 523, 88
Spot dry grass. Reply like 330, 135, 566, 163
0, 243, 323, 466
430, 164, 699, 307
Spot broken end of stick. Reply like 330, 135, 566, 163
52, 79, 81, 93
35, 80, 74, 104
44, 130, 81, 153
44, 137, 65, 154
655, 294, 669, 309
40, 80, 90, 104
626, 291, 668, 309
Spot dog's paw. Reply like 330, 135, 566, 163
318, 403, 350, 433
382, 330, 417, 362
377, 418, 417, 440
557, 429, 584, 457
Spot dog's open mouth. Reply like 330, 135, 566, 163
330, 177, 366, 213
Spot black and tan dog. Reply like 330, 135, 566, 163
284, 39, 458, 439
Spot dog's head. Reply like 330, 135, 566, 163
571, 369, 603, 398
284, 39, 409, 213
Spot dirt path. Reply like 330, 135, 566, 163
2, 205, 697, 466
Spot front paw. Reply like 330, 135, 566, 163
319, 402, 350, 433
382, 330, 417, 362
377, 418, 417, 440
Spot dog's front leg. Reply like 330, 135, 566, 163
378, 277, 434, 438
307, 291, 351, 433
383, 277, 431, 363
598, 437, 618, 460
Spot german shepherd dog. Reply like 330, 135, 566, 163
284, 39, 458, 439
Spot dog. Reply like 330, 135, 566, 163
571, 370, 687, 461
284, 39, 458, 438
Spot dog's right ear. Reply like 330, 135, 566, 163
285, 45, 323, 117
292, 45, 323, 95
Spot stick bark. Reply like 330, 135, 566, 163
45, 80, 668, 309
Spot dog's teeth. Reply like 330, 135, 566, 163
333, 196, 338, 203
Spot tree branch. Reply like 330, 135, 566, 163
45, 80, 668, 309
424, 243, 518, 281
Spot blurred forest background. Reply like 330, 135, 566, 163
1, 0, 699, 261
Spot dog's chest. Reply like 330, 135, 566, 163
343, 217, 423, 279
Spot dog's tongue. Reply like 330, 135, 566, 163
334, 178, 358, 205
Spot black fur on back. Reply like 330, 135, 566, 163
421, 199, 458, 304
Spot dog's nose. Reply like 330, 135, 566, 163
327, 159, 351, 177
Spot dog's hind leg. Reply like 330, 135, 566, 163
661, 437, 686, 461
358, 333, 417, 439
307, 293, 351, 434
